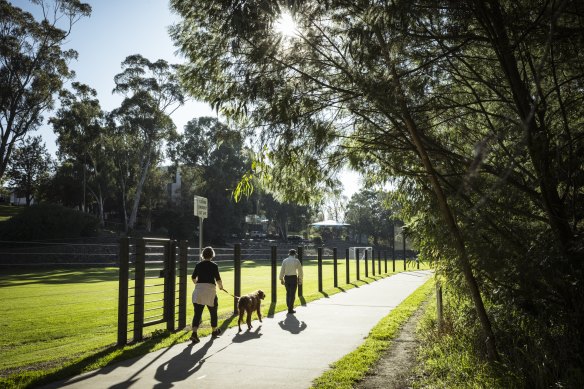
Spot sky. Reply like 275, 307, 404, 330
12, 0, 362, 199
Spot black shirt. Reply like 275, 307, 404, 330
192, 260, 221, 284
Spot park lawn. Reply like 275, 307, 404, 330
0, 204, 23, 222
0, 258, 426, 388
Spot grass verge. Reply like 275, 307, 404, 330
411, 288, 518, 388
311, 277, 434, 389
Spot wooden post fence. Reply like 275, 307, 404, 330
271, 246, 277, 303
234, 244, 241, 313
356, 248, 360, 280
117, 237, 129, 346
333, 248, 338, 288
345, 248, 350, 284
177, 240, 188, 330
364, 249, 369, 278
164, 240, 176, 332
317, 247, 323, 292
133, 239, 146, 342
298, 246, 303, 297
377, 251, 381, 275
403, 234, 407, 270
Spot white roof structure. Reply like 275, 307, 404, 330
310, 219, 350, 227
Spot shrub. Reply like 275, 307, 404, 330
0, 203, 98, 241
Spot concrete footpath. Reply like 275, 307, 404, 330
45, 270, 432, 389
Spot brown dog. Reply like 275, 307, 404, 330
237, 290, 266, 331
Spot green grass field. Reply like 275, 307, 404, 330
0, 257, 426, 387
0, 204, 23, 222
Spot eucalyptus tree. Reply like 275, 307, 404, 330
345, 189, 393, 246
177, 117, 252, 242
111, 55, 184, 232
50, 82, 112, 224
6, 135, 51, 206
170, 0, 584, 376
0, 0, 90, 181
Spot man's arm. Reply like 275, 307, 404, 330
279, 259, 286, 284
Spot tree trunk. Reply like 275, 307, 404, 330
472, 0, 574, 259
388, 61, 500, 362
128, 151, 152, 230
89, 186, 105, 227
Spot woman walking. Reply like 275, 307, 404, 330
191, 246, 224, 343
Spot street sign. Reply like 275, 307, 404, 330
194, 196, 209, 257
193, 196, 208, 219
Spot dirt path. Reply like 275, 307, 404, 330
355, 302, 427, 389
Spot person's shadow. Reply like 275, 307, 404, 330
278, 314, 307, 334
152, 338, 216, 389
232, 325, 263, 343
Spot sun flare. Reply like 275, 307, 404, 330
274, 11, 298, 38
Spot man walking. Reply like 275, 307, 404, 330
279, 249, 303, 314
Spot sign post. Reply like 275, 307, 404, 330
193, 196, 208, 258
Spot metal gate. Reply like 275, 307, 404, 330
117, 238, 189, 345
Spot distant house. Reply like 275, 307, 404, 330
5, 189, 34, 206
167, 168, 181, 205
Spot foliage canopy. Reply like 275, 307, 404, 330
171, 0, 584, 384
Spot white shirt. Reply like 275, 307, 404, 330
279, 255, 303, 282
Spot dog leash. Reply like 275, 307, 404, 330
221, 288, 239, 299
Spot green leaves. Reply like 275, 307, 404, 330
0, 0, 91, 181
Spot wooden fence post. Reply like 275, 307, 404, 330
356, 248, 360, 280
297, 246, 303, 297
333, 247, 338, 288
364, 249, 369, 278
164, 240, 176, 332
134, 239, 146, 342
345, 248, 350, 284
234, 244, 241, 313
371, 248, 375, 276
177, 240, 188, 330
271, 246, 277, 303
403, 235, 407, 271
317, 247, 323, 292
117, 237, 129, 346
378, 251, 381, 275
384, 251, 387, 273
391, 228, 396, 272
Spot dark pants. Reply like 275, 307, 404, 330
192, 296, 218, 328
284, 275, 298, 311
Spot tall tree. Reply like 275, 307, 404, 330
7, 135, 51, 205
170, 0, 584, 378
177, 117, 252, 243
51, 82, 112, 225
345, 189, 393, 245
0, 0, 91, 181
111, 54, 184, 232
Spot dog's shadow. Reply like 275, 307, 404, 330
232, 325, 263, 343
152, 338, 216, 389
278, 314, 307, 334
